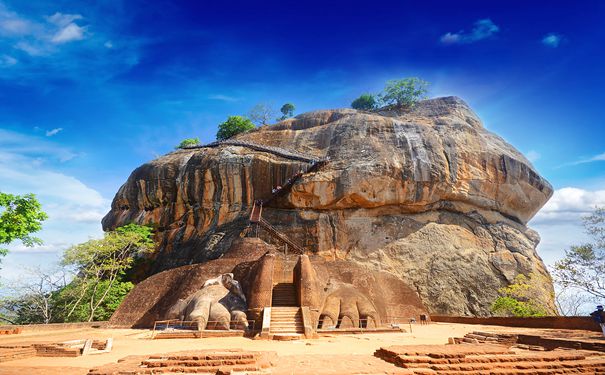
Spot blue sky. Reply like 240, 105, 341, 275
1, 0, 605, 281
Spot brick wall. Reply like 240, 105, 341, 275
431, 315, 601, 332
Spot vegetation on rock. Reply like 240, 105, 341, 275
216, 115, 256, 140
279, 103, 296, 120
490, 273, 553, 317
351, 93, 378, 110
176, 138, 200, 149
60, 223, 154, 321
379, 77, 430, 107
248, 103, 276, 125
553, 207, 605, 300
0, 192, 48, 262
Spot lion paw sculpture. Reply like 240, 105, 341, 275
167, 273, 248, 331
318, 283, 380, 329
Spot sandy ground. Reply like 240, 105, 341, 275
0, 323, 602, 375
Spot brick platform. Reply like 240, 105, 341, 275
0, 345, 36, 362
375, 343, 605, 374
88, 349, 276, 374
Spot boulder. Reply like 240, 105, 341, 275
103, 97, 554, 315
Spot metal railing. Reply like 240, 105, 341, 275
317, 316, 424, 332
151, 319, 256, 339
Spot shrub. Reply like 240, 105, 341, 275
379, 77, 429, 107
279, 103, 296, 120
175, 138, 200, 149
351, 94, 377, 110
216, 116, 256, 141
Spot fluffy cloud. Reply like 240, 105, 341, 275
530, 187, 605, 266
0, 4, 88, 58
0, 54, 17, 67
208, 94, 239, 102
45, 127, 63, 136
0, 128, 107, 258
542, 33, 562, 48
531, 187, 605, 225
440, 19, 499, 45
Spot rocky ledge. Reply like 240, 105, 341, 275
102, 96, 554, 315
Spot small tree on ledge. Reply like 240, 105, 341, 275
351, 94, 377, 111
379, 77, 430, 108
216, 116, 256, 141
175, 138, 200, 149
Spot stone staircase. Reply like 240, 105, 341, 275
272, 283, 297, 306
375, 344, 605, 374
270, 307, 304, 338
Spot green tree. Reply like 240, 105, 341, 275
61, 224, 153, 321
351, 94, 377, 111
379, 77, 430, 107
278, 103, 296, 120
0, 192, 48, 260
216, 115, 256, 140
52, 280, 133, 322
248, 103, 276, 126
175, 137, 200, 149
490, 273, 554, 317
553, 207, 605, 300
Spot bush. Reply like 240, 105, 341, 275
491, 296, 548, 318
175, 138, 200, 149
351, 94, 377, 110
52, 280, 134, 322
216, 116, 256, 141
379, 77, 429, 107
489, 273, 554, 317
279, 103, 296, 120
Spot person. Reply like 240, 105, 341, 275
590, 305, 605, 336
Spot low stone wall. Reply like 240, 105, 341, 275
431, 315, 601, 332
0, 321, 108, 332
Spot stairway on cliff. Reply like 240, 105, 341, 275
270, 307, 304, 338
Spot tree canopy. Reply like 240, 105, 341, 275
490, 273, 554, 317
553, 207, 605, 300
216, 115, 256, 140
175, 138, 200, 149
60, 223, 154, 321
248, 103, 276, 126
279, 103, 296, 120
351, 94, 377, 111
379, 77, 429, 107
0, 192, 48, 260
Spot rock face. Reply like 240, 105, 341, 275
103, 97, 554, 316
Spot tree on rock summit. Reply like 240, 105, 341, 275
351, 94, 377, 111
279, 103, 296, 120
216, 115, 256, 140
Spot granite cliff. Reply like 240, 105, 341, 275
103, 96, 554, 316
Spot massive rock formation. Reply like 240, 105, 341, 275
103, 97, 554, 316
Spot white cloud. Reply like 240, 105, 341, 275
208, 94, 239, 102
542, 33, 562, 48
563, 152, 605, 167
0, 128, 107, 287
104, 40, 113, 49
51, 22, 86, 44
0, 129, 108, 260
530, 187, 605, 267
45, 12, 82, 27
526, 150, 541, 163
0, 54, 17, 67
531, 187, 605, 225
440, 19, 499, 45
0, 3, 34, 36
45, 127, 63, 137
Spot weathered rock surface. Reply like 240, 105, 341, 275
103, 97, 554, 315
